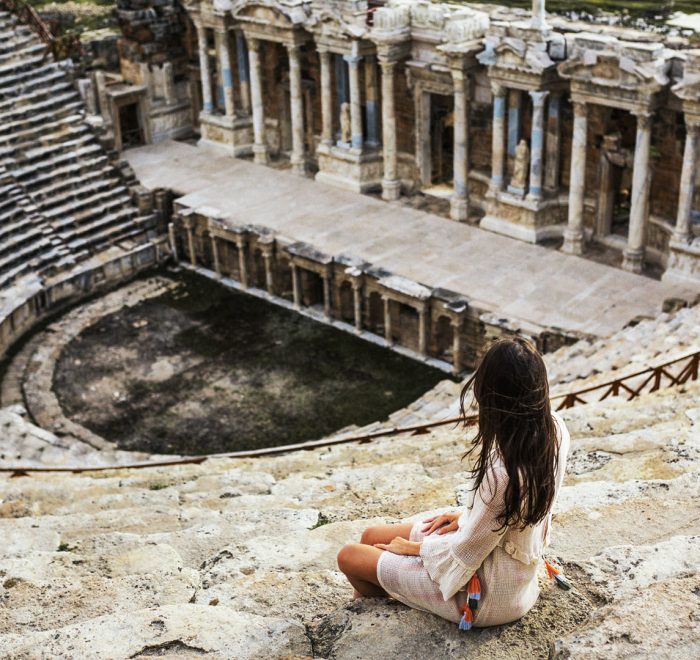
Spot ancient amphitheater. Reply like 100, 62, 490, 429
0, 0, 699, 658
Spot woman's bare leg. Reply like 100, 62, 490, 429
359, 522, 414, 546
337, 543, 386, 597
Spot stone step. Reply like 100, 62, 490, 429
0, 101, 84, 140
0, 41, 45, 68
0, 62, 64, 96
0, 112, 83, 148
0, 89, 80, 126
31, 166, 116, 205
0, 121, 89, 159
11, 143, 103, 181
45, 185, 129, 222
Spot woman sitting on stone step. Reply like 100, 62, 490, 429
336, 337, 570, 630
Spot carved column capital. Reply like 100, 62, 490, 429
632, 109, 654, 130
572, 100, 587, 117
490, 82, 506, 98
529, 89, 549, 107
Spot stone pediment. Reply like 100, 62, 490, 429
310, 11, 367, 41
231, 0, 310, 27
477, 34, 555, 77
558, 35, 670, 95
673, 50, 700, 104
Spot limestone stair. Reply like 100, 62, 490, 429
0, 11, 156, 292
0, 373, 696, 657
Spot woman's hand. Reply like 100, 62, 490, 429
421, 512, 461, 536
374, 537, 421, 556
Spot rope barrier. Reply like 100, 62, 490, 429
1, 350, 698, 475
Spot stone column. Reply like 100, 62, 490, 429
623, 111, 653, 273
322, 273, 332, 320
352, 281, 362, 333
562, 101, 588, 255
168, 223, 178, 261
217, 29, 235, 117
211, 235, 221, 276
544, 92, 561, 194
527, 90, 548, 202
184, 219, 196, 266
247, 37, 268, 164
674, 120, 699, 243
531, 0, 547, 30
234, 235, 248, 288
379, 56, 400, 201
344, 54, 364, 150
489, 83, 507, 194
234, 30, 251, 114
261, 246, 275, 295
290, 263, 301, 309
365, 56, 380, 146
451, 318, 461, 375
451, 67, 470, 221
196, 24, 214, 114
319, 49, 333, 146
286, 44, 306, 175
507, 89, 521, 156
418, 306, 428, 356
162, 62, 176, 105
382, 295, 392, 344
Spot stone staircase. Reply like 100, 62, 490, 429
0, 10, 157, 291
0, 373, 697, 657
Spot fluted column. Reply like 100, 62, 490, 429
247, 37, 268, 164
287, 44, 305, 175
351, 280, 362, 333
544, 92, 561, 194
319, 49, 333, 146
234, 235, 248, 288
379, 56, 400, 201
291, 263, 301, 309
365, 57, 380, 146
489, 83, 506, 194
562, 100, 588, 255
451, 68, 469, 221
674, 120, 699, 243
451, 319, 461, 375
168, 223, 178, 261
527, 90, 548, 202
382, 295, 392, 344
196, 24, 213, 114
507, 89, 521, 156
623, 111, 653, 273
216, 29, 235, 117
418, 306, 428, 356
261, 245, 275, 294
211, 235, 221, 276
184, 218, 196, 266
235, 30, 251, 114
344, 54, 364, 150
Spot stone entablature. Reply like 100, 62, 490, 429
171, 203, 583, 374
135, 0, 700, 284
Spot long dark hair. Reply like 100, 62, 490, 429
460, 337, 559, 532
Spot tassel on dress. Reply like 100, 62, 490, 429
544, 558, 572, 591
459, 573, 481, 631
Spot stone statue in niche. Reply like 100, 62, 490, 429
510, 138, 530, 194
340, 102, 351, 145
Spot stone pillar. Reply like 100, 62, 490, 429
235, 30, 252, 114
319, 49, 333, 146
379, 56, 400, 201
365, 56, 380, 146
247, 37, 268, 164
287, 44, 306, 176
507, 89, 521, 156
290, 262, 301, 309
261, 246, 275, 295
418, 306, 428, 356
527, 90, 548, 202
489, 83, 507, 194
623, 111, 653, 273
217, 29, 235, 117
162, 63, 176, 105
674, 120, 699, 243
322, 273, 332, 320
234, 235, 248, 288
382, 295, 392, 344
168, 223, 178, 261
211, 235, 221, 276
196, 24, 214, 114
351, 281, 362, 333
562, 101, 588, 255
451, 319, 461, 375
451, 67, 470, 221
344, 54, 364, 150
544, 92, 561, 194
184, 219, 196, 266
531, 0, 547, 30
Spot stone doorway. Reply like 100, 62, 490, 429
430, 93, 454, 187
118, 102, 144, 149
596, 130, 634, 242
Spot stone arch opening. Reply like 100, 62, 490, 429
337, 280, 355, 324
366, 291, 383, 334
432, 315, 454, 362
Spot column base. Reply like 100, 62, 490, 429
450, 196, 468, 222
622, 247, 644, 274
562, 229, 584, 255
291, 158, 306, 176
381, 178, 401, 201
253, 143, 269, 165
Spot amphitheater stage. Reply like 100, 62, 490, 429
126, 141, 697, 338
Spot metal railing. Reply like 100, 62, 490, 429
1, 349, 698, 475
0, 0, 83, 61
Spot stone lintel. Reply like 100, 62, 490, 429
286, 241, 333, 267
377, 274, 432, 302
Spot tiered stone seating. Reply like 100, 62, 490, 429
0, 10, 156, 291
